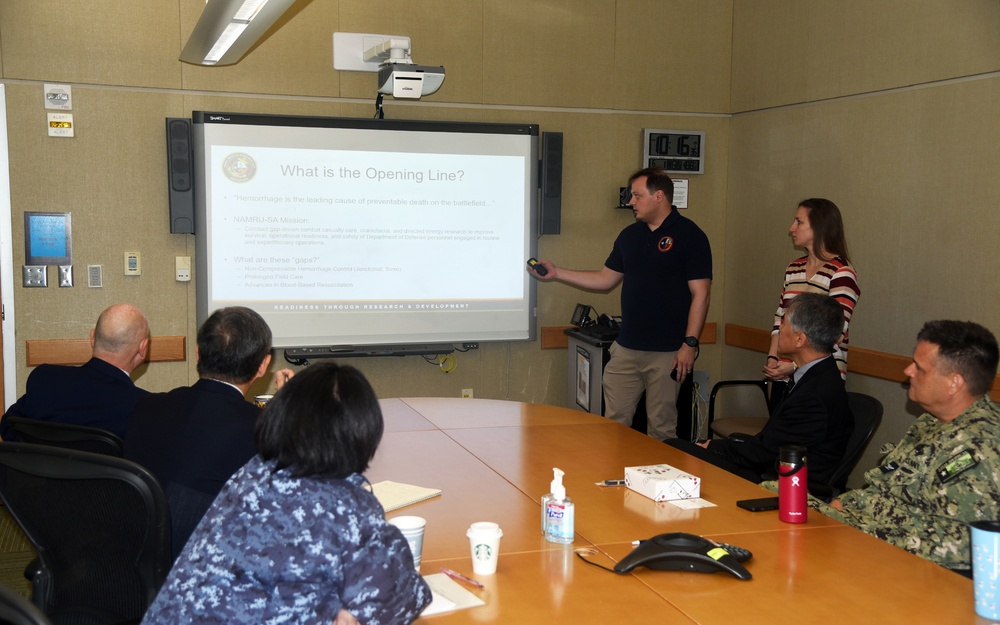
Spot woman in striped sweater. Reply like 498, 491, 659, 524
764, 198, 860, 381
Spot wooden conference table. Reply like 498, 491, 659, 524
367, 397, 982, 624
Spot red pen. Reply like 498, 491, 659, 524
440, 567, 485, 590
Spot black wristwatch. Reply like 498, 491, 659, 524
683, 336, 699, 348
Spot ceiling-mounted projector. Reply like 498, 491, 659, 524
332, 33, 445, 99
377, 63, 446, 98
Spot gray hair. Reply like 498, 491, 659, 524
785, 293, 844, 354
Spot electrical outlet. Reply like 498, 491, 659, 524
461, 388, 474, 398
176, 256, 191, 282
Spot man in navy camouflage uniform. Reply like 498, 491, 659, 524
816, 320, 1000, 571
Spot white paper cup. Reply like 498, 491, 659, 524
467, 521, 503, 575
253, 394, 274, 408
389, 515, 426, 571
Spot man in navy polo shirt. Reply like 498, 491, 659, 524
529, 167, 712, 440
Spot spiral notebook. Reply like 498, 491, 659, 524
371, 480, 442, 512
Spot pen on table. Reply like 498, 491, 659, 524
596, 479, 626, 486
441, 567, 485, 590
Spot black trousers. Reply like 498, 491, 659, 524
663, 438, 763, 484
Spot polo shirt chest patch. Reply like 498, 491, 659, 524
657, 236, 674, 252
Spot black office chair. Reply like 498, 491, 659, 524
0, 584, 51, 625
813, 392, 883, 496
0, 443, 172, 625
706, 378, 788, 439
4, 418, 124, 457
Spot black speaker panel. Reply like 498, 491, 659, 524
539, 131, 563, 235
166, 117, 195, 234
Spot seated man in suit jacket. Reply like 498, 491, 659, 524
125, 306, 293, 559
668, 293, 854, 484
0, 302, 150, 440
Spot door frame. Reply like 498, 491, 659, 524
0, 84, 18, 408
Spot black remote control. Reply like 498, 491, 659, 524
526, 258, 548, 276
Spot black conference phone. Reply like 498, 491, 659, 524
614, 532, 753, 580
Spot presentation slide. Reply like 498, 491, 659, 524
193, 113, 539, 349
210, 147, 524, 301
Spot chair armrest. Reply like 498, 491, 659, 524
707, 379, 769, 427
24, 556, 49, 612
727, 432, 754, 443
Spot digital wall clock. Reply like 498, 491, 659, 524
643, 129, 705, 174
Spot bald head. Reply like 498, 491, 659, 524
91, 303, 150, 373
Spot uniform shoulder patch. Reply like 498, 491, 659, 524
936, 450, 978, 483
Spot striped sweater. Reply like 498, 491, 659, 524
772, 255, 860, 379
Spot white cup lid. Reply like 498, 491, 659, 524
467, 521, 502, 538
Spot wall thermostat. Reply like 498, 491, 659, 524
643, 129, 705, 175
124, 251, 141, 276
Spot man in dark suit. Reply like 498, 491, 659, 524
668, 293, 854, 484
125, 306, 293, 559
0, 303, 150, 440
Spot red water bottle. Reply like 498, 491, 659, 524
777, 445, 808, 524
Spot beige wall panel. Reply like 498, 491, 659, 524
483, 0, 616, 108
722, 108, 810, 334
4, 84, 194, 394
725, 76, 1000, 459
613, 0, 733, 113
497, 110, 621, 406
180, 0, 340, 97
727, 77, 1000, 354
0, 1, 183, 88
337, 0, 484, 104
732, 0, 1000, 112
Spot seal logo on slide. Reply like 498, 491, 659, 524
222, 152, 257, 183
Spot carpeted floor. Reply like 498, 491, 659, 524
0, 505, 35, 599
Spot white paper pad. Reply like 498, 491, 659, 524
667, 498, 717, 510
371, 481, 442, 513
419, 573, 486, 616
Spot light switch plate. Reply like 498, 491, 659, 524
58, 265, 73, 287
23, 265, 47, 287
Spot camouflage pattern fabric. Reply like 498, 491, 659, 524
142, 456, 431, 624
814, 395, 1000, 570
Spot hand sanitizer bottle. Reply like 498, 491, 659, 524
542, 467, 574, 544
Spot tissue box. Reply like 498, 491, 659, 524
624, 464, 700, 502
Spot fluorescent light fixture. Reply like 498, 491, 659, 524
180, 0, 296, 66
